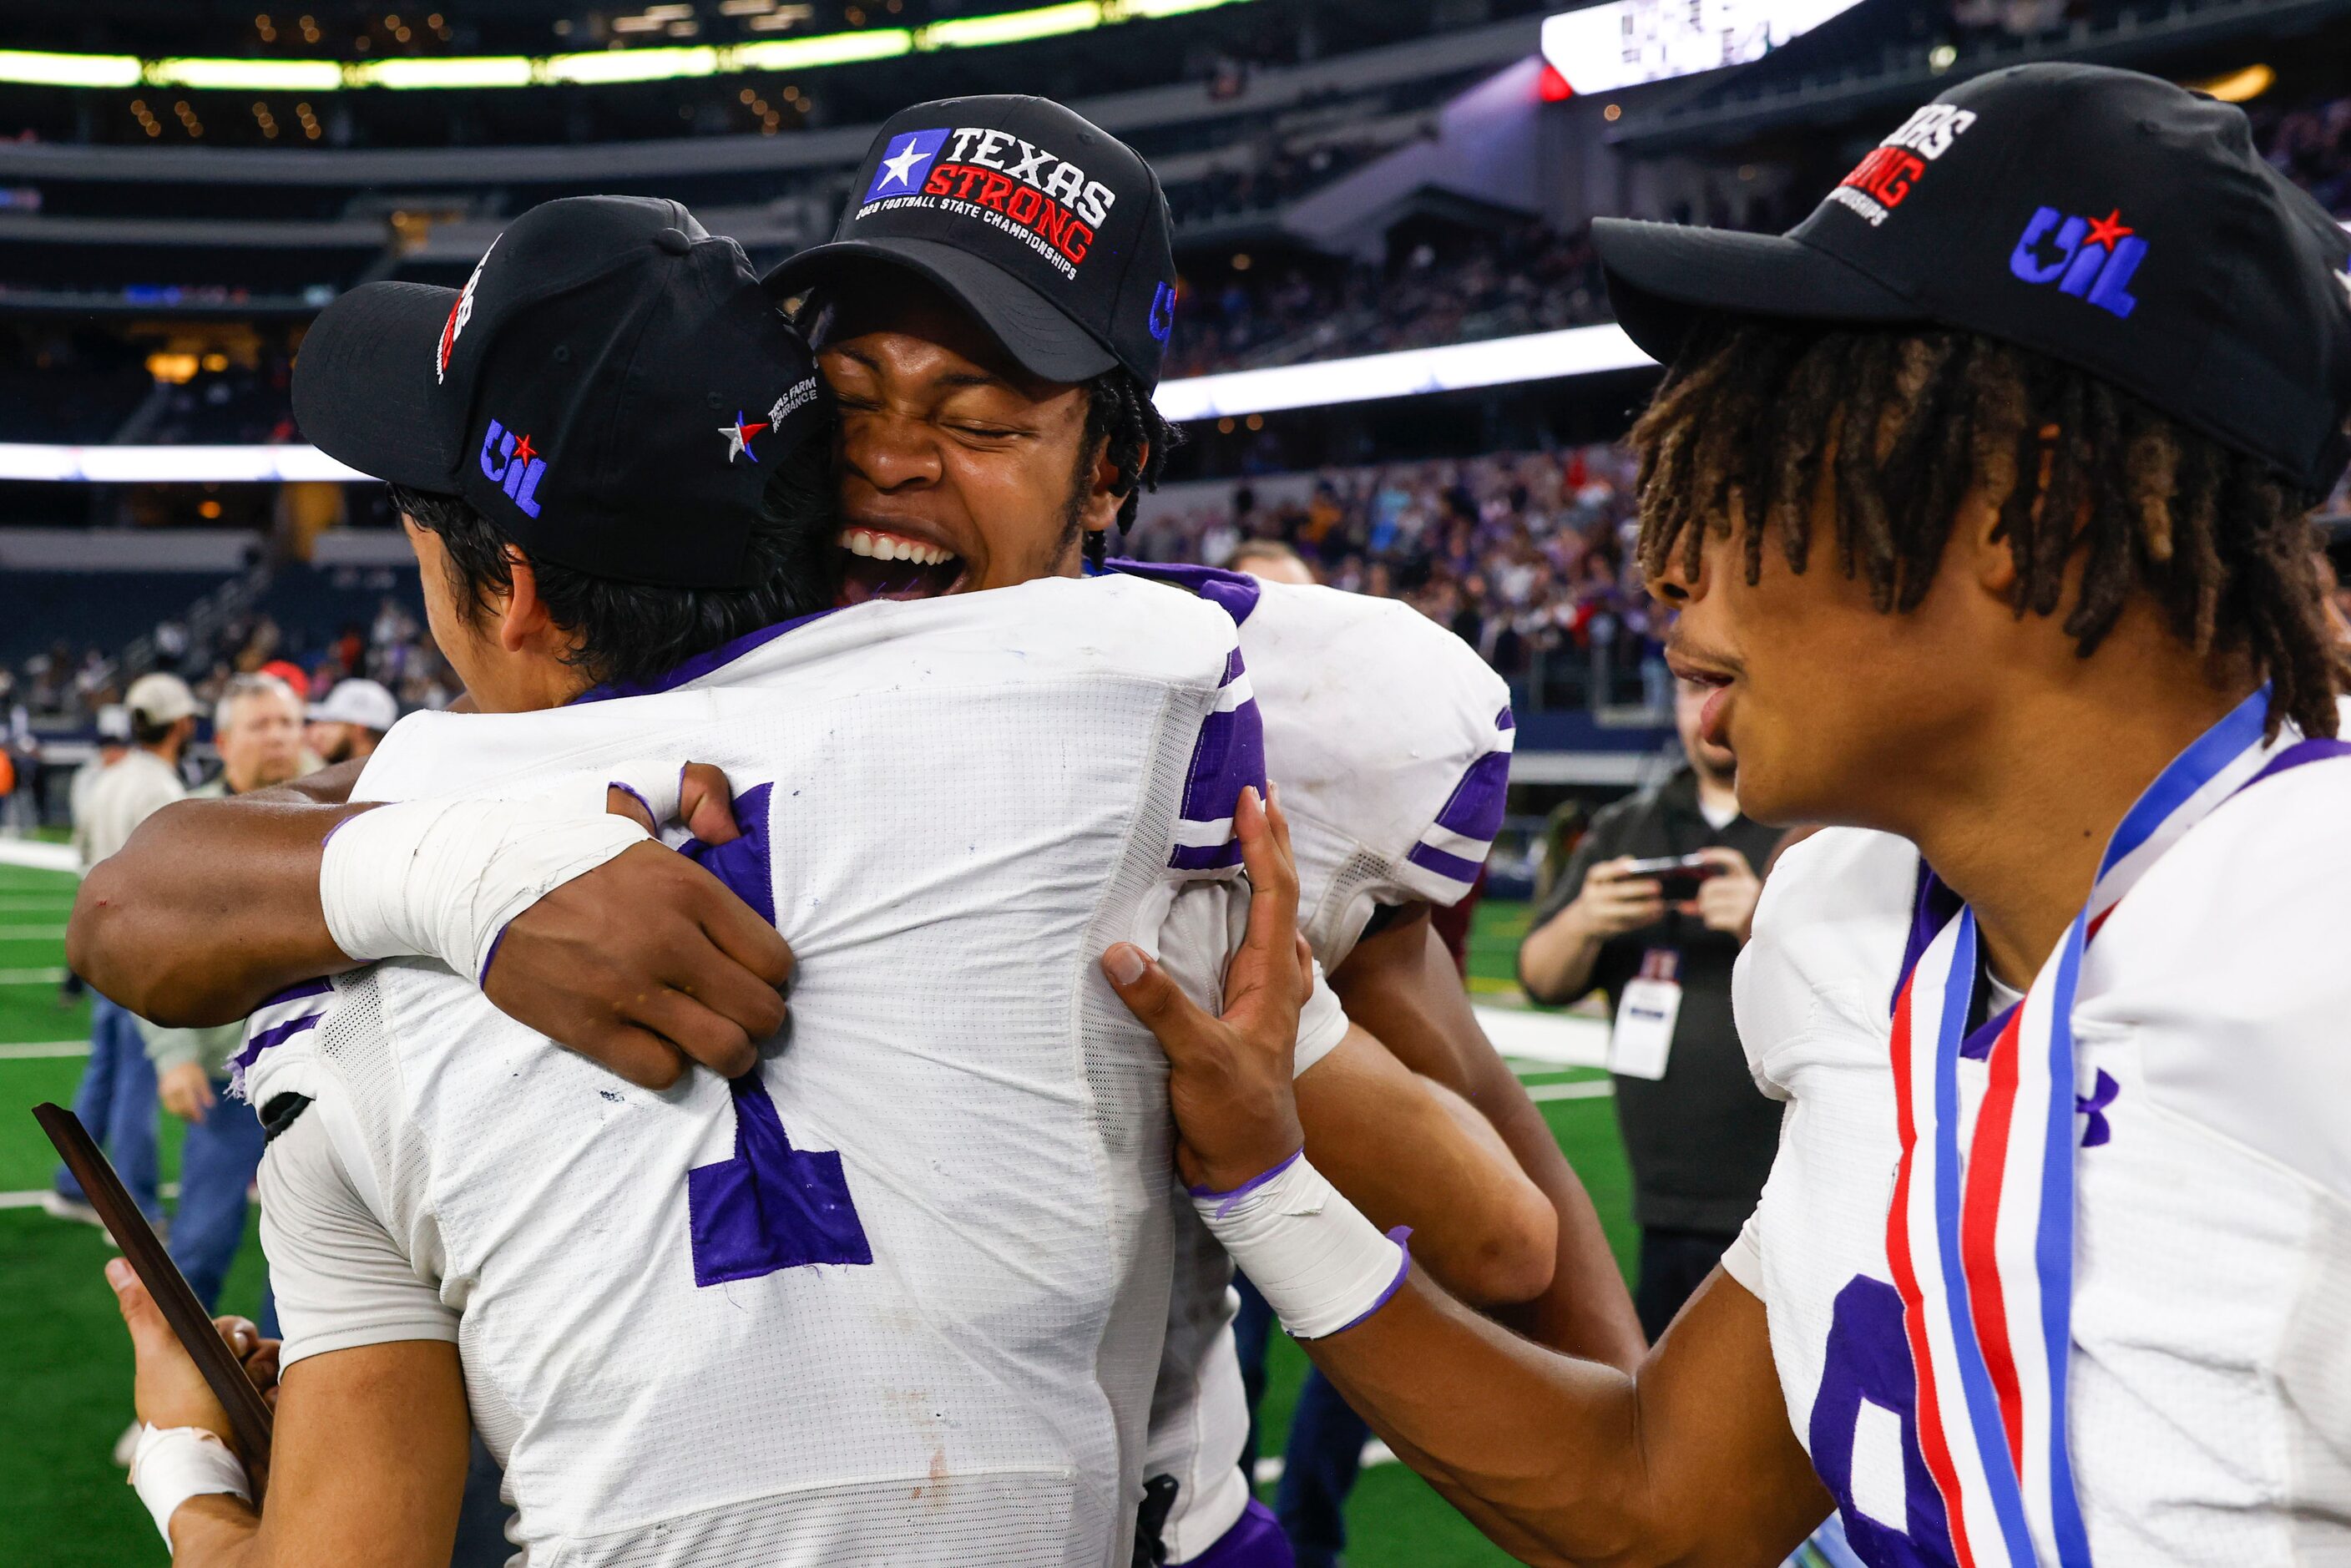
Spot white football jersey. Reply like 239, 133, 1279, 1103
1724, 762, 2351, 1566
1108, 563, 1513, 1560
246, 578, 1345, 1568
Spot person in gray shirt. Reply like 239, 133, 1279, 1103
48, 675, 200, 1231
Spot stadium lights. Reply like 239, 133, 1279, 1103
0, 48, 142, 89
0, 326, 1659, 484
544, 44, 720, 84
1117, 0, 1243, 15
0, 443, 371, 483
735, 28, 915, 69
1540, 0, 1865, 96
1157, 324, 1655, 421
149, 57, 345, 90
924, 1, 1100, 48
357, 54, 534, 88
0, 0, 1261, 93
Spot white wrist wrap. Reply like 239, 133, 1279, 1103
129, 1424, 251, 1546
321, 797, 649, 984
1192, 1152, 1409, 1340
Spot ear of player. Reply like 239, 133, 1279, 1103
292, 195, 834, 591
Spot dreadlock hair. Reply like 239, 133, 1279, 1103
1628, 320, 2347, 739
1079, 368, 1181, 569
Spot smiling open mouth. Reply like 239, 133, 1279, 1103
835, 528, 964, 605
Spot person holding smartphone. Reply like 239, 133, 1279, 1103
1516, 675, 1783, 1336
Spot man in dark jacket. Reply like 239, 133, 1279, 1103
1516, 676, 1783, 1337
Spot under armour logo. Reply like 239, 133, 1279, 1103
2076, 1068, 2120, 1148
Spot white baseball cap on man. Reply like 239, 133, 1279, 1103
308, 678, 399, 735
124, 673, 201, 726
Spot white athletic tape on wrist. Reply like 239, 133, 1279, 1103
129, 1424, 251, 1546
1191, 1151, 1409, 1340
321, 797, 649, 984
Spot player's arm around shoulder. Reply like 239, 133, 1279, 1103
70, 749, 791, 1090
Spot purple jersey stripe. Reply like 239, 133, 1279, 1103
1405, 839, 1484, 884
1223, 645, 1246, 685
1185, 1500, 1288, 1568
574, 609, 843, 704
1177, 696, 1267, 836
256, 976, 334, 1011
1495, 705, 1515, 731
683, 781, 776, 928
1170, 839, 1246, 872
1105, 558, 1264, 628
233, 1009, 323, 1072
1432, 749, 1510, 841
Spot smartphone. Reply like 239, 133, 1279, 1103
1620, 852, 1720, 903
35, 1102, 275, 1462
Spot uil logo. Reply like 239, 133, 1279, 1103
478, 418, 547, 518
2009, 205, 2146, 319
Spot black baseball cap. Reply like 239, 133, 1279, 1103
762, 96, 1180, 390
1593, 63, 2351, 494
295, 195, 832, 589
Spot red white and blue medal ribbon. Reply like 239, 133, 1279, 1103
1883, 685, 2288, 1568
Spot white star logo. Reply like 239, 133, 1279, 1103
717, 411, 768, 463
877, 134, 926, 191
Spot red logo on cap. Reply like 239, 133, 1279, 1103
437, 234, 499, 385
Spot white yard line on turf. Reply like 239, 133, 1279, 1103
0, 840, 81, 875
0, 925, 68, 939
1524, 1079, 1614, 1102
1472, 1004, 1608, 1069
1255, 1439, 1398, 1488
0, 1040, 90, 1060
0, 968, 68, 984
0, 1181, 179, 1210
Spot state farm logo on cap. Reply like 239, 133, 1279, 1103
437, 234, 500, 385
857, 126, 1119, 282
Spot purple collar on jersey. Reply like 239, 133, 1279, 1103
1891, 731, 2351, 1033
573, 607, 844, 704
1102, 559, 1262, 627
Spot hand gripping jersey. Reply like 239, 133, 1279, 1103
1106, 562, 1513, 1561
243, 577, 1345, 1568
1726, 758, 2351, 1566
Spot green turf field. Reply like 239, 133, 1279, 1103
0, 864, 1634, 1567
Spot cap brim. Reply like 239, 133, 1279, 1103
764, 237, 1118, 386
1592, 219, 1923, 367
293, 281, 467, 489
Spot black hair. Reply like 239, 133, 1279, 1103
1628, 320, 2347, 738
390, 418, 838, 692
1079, 368, 1181, 569
132, 716, 179, 746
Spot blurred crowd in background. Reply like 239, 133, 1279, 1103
0, 586, 453, 777
1129, 444, 1671, 711
1164, 222, 1614, 379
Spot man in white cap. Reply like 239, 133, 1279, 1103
303, 679, 397, 767
59, 703, 134, 1008
47, 673, 200, 1231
